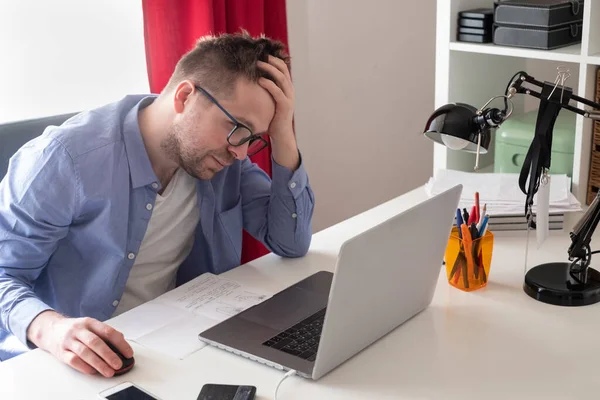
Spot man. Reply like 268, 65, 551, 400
0, 32, 314, 377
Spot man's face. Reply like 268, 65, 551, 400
163, 79, 275, 180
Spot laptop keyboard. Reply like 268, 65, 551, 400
262, 308, 326, 361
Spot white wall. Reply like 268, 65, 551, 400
286, 0, 437, 232
0, 0, 149, 123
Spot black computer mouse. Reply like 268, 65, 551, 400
104, 339, 135, 376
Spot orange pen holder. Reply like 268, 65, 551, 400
444, 226, 494, 291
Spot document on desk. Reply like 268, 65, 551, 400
157, 273, 270, 317
108, 273, 271, 359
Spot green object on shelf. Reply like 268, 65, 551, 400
494, 110, 576, 177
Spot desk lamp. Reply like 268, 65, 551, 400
424, 70, 600, 306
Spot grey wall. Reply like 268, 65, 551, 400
286, 0, 437, 231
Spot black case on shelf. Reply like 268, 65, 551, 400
459, 27, 489, 35
459, 17, 492, 28
457, 8, 494, 43
493, 22, 583, 49
458, 33, 492, 43
494, 0, 584, 28
493, 0, 584, 49
459, 8, 494, 20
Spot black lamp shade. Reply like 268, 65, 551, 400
423, 103, 491, 153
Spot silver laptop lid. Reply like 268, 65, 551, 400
312, 184, 462, 379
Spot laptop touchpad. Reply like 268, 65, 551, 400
240, 287, 327, 331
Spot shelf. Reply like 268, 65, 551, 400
449, 42, 583, 63
588, 53, 600, 66
438, 0, 599, 205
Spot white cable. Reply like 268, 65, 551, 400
274, 369, 296, 400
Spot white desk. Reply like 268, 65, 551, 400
2, 186, 600, 400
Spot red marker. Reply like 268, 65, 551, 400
468, 205, 477, 225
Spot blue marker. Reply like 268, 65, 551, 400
456, 208, 464, 239
478, 214, 489, 237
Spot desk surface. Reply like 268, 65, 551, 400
2, 186, 600, 400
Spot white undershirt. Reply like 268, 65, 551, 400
113, 168, 199, 317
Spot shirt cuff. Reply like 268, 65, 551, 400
271, 153, 308, 199
8, 297, 54, 349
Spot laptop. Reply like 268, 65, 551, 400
198, 184, 462, 380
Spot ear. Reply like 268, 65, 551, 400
173, 81, 196, 115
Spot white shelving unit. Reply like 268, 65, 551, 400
434, 0, 600, 205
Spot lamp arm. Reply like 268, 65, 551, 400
568, 192, 600, 261
509, 72, 600, 120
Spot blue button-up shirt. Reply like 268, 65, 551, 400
0, 95, 314, 360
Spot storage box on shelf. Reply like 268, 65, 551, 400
457, 8, 494, 43
494, 110, 577, 177
492, 0, 585, 51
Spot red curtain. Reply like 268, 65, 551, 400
142, 0, 289, 263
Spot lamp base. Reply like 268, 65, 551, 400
523, 262, 600, 306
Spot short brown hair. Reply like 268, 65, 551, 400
164, 31, 289, 97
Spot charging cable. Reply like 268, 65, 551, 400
274, 369, 296, 400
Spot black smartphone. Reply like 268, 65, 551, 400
197, 384, 256, 400
98, 382, 160, 400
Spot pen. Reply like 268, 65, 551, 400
475, 215, 489, 282
477, 204, 486, 230
475, 192, 480, 223
469, 222, 480, 279
469, 222, 479, 240
449, 251, 466, 281
450, 209, 465, 280
453, 261, 462, 285
479, 214, 489, 237
477, 204, 486, 229
479, 252, 487, 283
460, 224, 472, 289
456, 208, 464, 238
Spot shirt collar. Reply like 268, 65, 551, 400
122, 96, 160, 190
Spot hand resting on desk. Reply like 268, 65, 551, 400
26, 310, 133, 378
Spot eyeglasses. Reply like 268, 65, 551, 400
195, 85, 268, 157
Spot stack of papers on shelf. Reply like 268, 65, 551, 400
425, 169, 582, 230
483, 213, 566, 231
107, 273, 271, 360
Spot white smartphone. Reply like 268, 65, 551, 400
98, 381, 161, 400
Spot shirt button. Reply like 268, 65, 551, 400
292, 213, 297, 219
112, 300, 119, 307
152, 182, 159, 189
290, 182, 297, 189
146, 203, 153, 211
128, 253, 135, 260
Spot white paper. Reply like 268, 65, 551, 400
106, 302, 191, 340
115, 273, 271, 359
158, 273, 242, 313
425, 169, 581, 216
427, 169, 570, 203
197, 287, 270, 321
134, 314, 217, 359
536, 177, 550, 248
